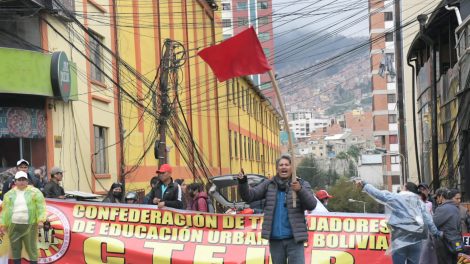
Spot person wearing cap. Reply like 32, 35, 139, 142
43, 167, 65, 199
315, 190, 333, 207
0, 171, 46, 264
1, 159, 39, 200
147, 164, 183, 209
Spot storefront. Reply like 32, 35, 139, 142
0, 48, 77, 173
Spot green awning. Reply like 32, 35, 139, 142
0, 47, 77, 100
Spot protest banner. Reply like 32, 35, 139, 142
2, 200, 398, 263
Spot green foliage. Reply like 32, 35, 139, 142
326, 178, 384, 214
336, 152, 349, 160
347, 146, 360, 162
296, 156, 328, 189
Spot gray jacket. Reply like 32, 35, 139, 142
238, 177, 317, 243
433, 200, 462, 242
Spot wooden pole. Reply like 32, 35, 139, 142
268, 70, 297, 208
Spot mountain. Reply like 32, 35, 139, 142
273, 29, 371, 115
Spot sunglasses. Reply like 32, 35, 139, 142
16, 178, 28, 182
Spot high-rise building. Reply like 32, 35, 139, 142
221, 0, 276, 103
369, 0, 401, 191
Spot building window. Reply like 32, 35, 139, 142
222, 3, 231, 10
259, 16, 269, 25
388, 114, 397, 123
258, 1, 268, 9
90, 32, 104, 82
93, 125, 108, 174
385, 32, 393, 42
387, 94, 396, 103
384, 12, 393, 21
258, 32, 270, 42
222, 19, 232, 28
237, 17, 249, 27
229, 131, 233, 158
244, 136, 247, 160
237, 81, 240, 106
234, 132, 238, 158
237, 2, 247, 10
247, 91, 251, 114
232, 81, 236, 105
223, 34, 232, 40
241, 87, 245, 110
239, 133, 243, 160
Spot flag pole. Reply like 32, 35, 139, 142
268, 70, 297, 208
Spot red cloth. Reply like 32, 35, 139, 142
198, 27, 271, 82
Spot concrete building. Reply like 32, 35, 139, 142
220, 0, 275, 102
369, 0, 401, 190
358, 154, 384, 187
288, 118, 330, 140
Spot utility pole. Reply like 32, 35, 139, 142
156, 39, 174, 166
394, 0, 408, 184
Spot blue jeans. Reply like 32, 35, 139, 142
269, 238, 305, 264
392, 241, 422, 264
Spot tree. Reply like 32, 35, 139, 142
296, 156, 328, 189
346, 145, 360, 162
326, 178, 384, 213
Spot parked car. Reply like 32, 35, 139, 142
208, 174, 267, 213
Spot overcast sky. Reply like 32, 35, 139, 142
271, 0, 370, 38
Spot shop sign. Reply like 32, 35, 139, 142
51, 52, 71, 103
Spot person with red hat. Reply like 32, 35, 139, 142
315, 190, 333, 207
146, 164, 183, 209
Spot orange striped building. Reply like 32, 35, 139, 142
114, 1, 281, 192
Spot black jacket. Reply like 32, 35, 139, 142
238, 176, 317, 243
44, 181, 65, 198
433, 200, 462, 243
147, 180, 183, 209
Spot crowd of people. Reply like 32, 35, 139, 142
0, 156, 469, 264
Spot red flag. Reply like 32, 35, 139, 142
198, 27, 272, 82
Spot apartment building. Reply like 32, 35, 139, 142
369, 0, 401, 191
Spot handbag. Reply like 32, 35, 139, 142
445, 237, 464, 254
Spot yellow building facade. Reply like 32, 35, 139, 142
113, 1, 281, 193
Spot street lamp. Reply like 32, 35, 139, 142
348, 198, 366, 213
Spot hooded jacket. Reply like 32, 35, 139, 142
191, 191, 209, 212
